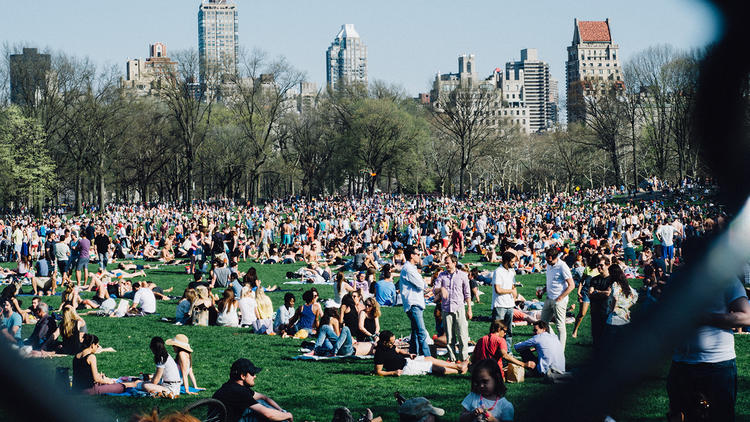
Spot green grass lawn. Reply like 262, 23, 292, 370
4, 256, 749, 421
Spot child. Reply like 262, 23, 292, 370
460, 359, 514, 422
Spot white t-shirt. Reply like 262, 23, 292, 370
492, 266, 515, 309
461, 392, 514, 421
656, 224, 676, 247
133, 288, 156, 313
673, 279, 747, 363
238, 297, 257, 326
157, 354, 181, 383
545, 260, 573, 300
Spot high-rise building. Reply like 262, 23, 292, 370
431, 54, 530, 134
122, 42, 178, 96
326, 24, 367, 89
198, 0, 238, 82
548, 78, 559, 127
504, 49, 554, 132
9, 48, 51, 106
565, 18, 623, 123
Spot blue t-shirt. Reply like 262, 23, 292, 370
2, 312, 23, 344
374, 280, 397, 306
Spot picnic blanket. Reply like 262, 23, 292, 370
283, 280, 333, 285
292, 349, 373, 360
104, 383, 205, 397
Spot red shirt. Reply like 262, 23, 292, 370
472, 334, 508, 379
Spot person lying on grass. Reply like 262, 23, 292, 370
374, 330, 468, 376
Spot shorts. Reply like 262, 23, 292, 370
402, 356, 433, 376
162, 381, 182, 396
58, 261, 69, 274
663, 245, 675, 260
76, 258, 90, 271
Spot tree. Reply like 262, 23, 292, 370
226, 50, 304, 204
430, 86, 503, 198
281, 109, 337, 198
349, 97, 427, 196
0, 106, 56, 214
578, 85, 627, 186
157, 49, 218, 202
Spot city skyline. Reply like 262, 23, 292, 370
2, 0, 719, 120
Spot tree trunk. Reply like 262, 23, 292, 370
75, 173, 83, 215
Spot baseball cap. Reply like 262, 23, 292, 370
398, 397, 445, 421
230, 358, 262, 379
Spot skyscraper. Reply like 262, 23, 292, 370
122, 43, 178, 96
326, 24, 367, 90
565, 18, 623, 123
198, 0, 238, 82
9, 48, 51, 106
505, 49, 553, 132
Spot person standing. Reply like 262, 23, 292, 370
668, 276, 750, 421
433, 254, 472, 362
94, 227, 110, 271
656, 219, 676, 273
541, 247, 574, 351
400, 246, 431, 357
588, 258, 613, 352
491, 251, 518, 348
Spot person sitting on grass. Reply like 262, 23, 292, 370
165, 334, 200, 395
273, 293, 295, 335
460, 359, 514, 422
286, 288, 323, 336
312, 307, 375, 357
175, 288, 197, 325
129, 281, 157, 315
374, 330, 468, 376
472, 320, 535, 377
72, 334, 138, 395
212, 358, 292, 422
139, 336, 184, 398
216, 288, 240, 327
398, 397, 445, 422
24, 302, 58, 353
513, 321, 565, 377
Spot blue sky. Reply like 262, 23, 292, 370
2, 0, 720, 100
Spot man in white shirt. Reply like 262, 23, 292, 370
491, 251, 518, 348
130, 282, 157, 314
656, 219, 676, 273
400, 246, 431, 357
541, 247, 574, 350
668, 277, 750, 421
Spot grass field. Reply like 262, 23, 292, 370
3, 256, 749, 421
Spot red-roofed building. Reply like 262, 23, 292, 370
565, 18, 623, 123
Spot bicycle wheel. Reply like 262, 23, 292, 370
181, 398, 227, 422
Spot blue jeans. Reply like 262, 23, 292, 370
314, 325, 353, 356
667, 359, 737, 422
491, 307, 514, 349
239, 399, 291, 422
98, 253, 108, 270
406, 306, 431, 357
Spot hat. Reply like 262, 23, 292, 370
165, 334, 193, 353
230, 358, 262, 378
398, 397, 445, 421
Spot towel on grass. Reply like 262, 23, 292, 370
292, 349, 373, 360
104, 385, 204, 397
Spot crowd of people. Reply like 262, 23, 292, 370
1, 181, 748, 421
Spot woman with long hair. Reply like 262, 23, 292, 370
333, 271, 355, 305
140, 337, 183, 398
72, 334, 138, 395
605, 264, 638, 348
238, 285, 257, 328
216, 288, 239, 327
357, 297, 381, 342
59, 304, 87, 355
175, 288, 197, 325
252, 281, 274, 334
165, 334, 199, 395
190, 285, 214, 327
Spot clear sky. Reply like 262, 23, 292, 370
2, 0, 720, 102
